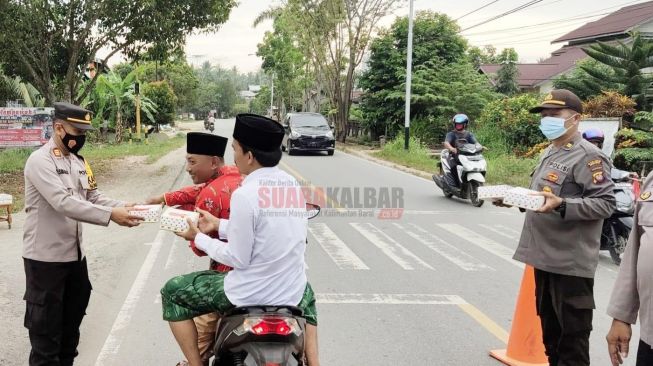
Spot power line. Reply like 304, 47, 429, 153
455, 0, 501, 21
460, 0, 643, 35
471, 0, 653, 44
461, 0, 545, 32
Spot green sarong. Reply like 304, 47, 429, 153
161, 270, 318, 326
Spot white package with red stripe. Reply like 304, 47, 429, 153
159, 207, 199, 233
128, 204, 162, 223
503, 187, 545, 211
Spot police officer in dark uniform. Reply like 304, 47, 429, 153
511, 90, 616, 366
22, 102, 142, 365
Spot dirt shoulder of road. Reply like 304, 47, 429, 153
337, 142, 434, 181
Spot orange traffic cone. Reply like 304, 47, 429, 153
490, 265, 548, 366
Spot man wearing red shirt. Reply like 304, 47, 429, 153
146, 132, 242, 366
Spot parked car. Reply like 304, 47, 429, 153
281, 113, 336, 156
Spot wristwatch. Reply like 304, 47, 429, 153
554, 199, 567, 216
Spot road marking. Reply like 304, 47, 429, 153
437, 224, 523, 269
479, 224, 517, 240
496, 225, 522, 237
309, 223, 369, 270
279, 161, 343, 211
403, 210, 514, 216
457, 302, 509, 343
164, 237, 180, 270
316, 293, 509, 343
395, 223, 493, 271
316, 293, 465, 305
95, 230, 167, 366
351, 223, 433, 270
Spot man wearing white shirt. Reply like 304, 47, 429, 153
161, 114, 319, 366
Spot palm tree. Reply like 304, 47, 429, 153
581, 32, 653, 109
90, 70, 157, 142
252, 6, 284, 28
1, 75, 45, 107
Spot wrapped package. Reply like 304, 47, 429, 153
477, 185, 513, 201
128, 204, 162, 223
0, 194, 13, 205
503, 187, 546, 211
160, 207, 200, 233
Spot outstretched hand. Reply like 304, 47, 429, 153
196, 208, 220, 234
175, 218, 200, 241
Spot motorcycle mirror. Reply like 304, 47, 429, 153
306, 203, 321, 220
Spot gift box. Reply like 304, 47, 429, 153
0, 194, 13, 205
128, 204, 162, 223
503, 187, 545, 211
477, 185, 513, 201
160, 207, 199, 233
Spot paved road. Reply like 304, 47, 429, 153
1, 118, 638, 365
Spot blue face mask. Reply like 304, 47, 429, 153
539, 115, 575, 140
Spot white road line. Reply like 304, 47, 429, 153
164, 237, 180, 270
479, 224, 517, 240
94, 230, 167, 366
316, 293, 466, 305
351, 223, 433, 270
309, 223, 369, 270
496, 225, 522, 237
437, 224, 523, 269
402, 210, 515, 216
395, 223, 493, 271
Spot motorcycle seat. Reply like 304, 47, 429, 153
225, 305, 304, 318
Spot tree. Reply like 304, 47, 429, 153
143, 81, 177, 127
136, 61, 199, 112
553, 58, 620, 100
559, 32, 653, 109
282, 0, 404, 142
468, 45, 499, 69
87, 71, 157, 142
256, 12, 308, 115
359, 11, 473, 141
495, 48, 519, 96
0, 0, 236, 105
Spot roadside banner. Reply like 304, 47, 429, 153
0, 107, 53, 148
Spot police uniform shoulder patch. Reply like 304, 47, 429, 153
52, 148, 62, 158
587, 158, 603, 172
592, 171, 605, 184
641, 191, 652, 201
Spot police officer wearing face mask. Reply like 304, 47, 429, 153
511, 90, 616, 366
22, 102, 142, 365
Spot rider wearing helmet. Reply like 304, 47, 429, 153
582, 128, 639, 179
443, 114, 480, 181
582, 128, 605, 150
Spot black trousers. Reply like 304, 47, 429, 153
23, 257, 92, 366
534, 269, 595, 366
638, 340, 653, 365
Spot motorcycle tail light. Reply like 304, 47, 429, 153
236, 317, 302, 336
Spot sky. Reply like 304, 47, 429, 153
146, 0, 650, 72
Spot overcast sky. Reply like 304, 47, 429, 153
130, 0, 648, 72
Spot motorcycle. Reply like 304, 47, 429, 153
601, 169, 635, 265
210, 203, 320, 366
208, 122, 215, 133
432, 140, 487, 207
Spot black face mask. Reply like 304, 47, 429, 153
62, 132, 86, 154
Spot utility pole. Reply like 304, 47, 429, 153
270, 72, 275, 119
404, 0, 414, 150
135, 82, 141, 141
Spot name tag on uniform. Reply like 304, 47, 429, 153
80, 176, 90, 190
548, 161, 570, 173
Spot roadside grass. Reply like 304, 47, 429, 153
363, 135, 536, 187
372, 136, 438, 173
0, 133, 186, 213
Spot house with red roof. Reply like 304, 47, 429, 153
479, 1, 653, 94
